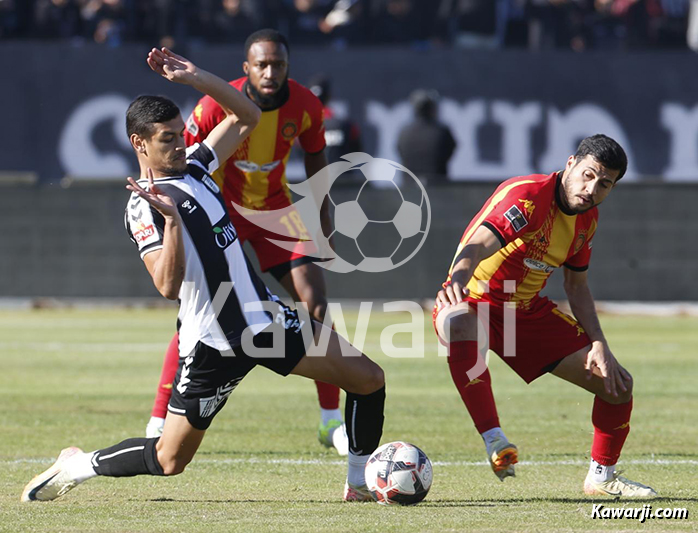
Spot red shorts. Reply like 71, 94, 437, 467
433, 296, 591, 383
232, 209, 319, 273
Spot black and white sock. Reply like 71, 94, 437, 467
92, 438, 164, 477
345, 386, 385, 486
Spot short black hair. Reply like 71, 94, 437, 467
126, 95, 180, 138
244, 29, 290, 58
575, 134, 628, 181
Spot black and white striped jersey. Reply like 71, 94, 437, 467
125, 141, 276, 358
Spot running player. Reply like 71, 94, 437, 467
433, 135, 657, 498
22, 47, 383, 504
145, 30, 348, 455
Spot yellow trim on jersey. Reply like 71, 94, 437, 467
243, 109, 280, 209
301, 110, 312, 134
449, 180, 536, 273
468, 238, 523, 297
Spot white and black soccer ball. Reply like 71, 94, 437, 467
327, 156, 430, 273
364, 441, 433, 505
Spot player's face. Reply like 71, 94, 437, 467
244, 41, 289, 98
560, 155, 619, 213
142, 117, 187, 176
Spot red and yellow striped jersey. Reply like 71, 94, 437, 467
448, 172, 598, 309
184, 78, 326, 213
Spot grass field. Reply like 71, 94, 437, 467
1, 307, 696, 532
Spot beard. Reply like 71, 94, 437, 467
246, 77, 290, 110
160, 161, 187, 177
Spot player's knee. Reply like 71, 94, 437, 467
157, 451, 192, 476
443, 311, 477, 342
308, 298, 328, 323
616, 373, 634, 403
357, 361, 385, 394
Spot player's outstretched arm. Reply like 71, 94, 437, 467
436, 224, 502, 308
563, 268, 632, 398
126, 169, 185, 300
147, 47, 261, 164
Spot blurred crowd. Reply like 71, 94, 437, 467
1, 0, 696, 51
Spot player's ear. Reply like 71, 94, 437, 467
130, 133, 146, 154
243, 61, 249, 76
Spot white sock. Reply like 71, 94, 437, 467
481, 427, 507, 455
588, 459, 615, 483
321, 408, 343, 426
147, 416, 165, 428
64, 451, 98, 483
347, 452, 369, 487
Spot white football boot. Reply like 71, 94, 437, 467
22, 447, 85, 502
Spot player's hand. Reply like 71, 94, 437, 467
584, 341, 632, 398
435, 271, 469, 308
126, 169, 180, 220
147, 47, 198, 85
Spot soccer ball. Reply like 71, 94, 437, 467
364, 441, 433, 505
327, 155, 431, 273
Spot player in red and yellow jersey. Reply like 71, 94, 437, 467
145, 30, 349, 456
433, 135, 657, 498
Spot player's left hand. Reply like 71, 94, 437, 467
147, 47, 198, 85
584, 340, 632, 398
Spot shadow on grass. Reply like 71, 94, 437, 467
145, 496, 698, 506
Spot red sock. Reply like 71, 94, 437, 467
151, 332, 179, 418
315, 381, 340, 410
591, 396, 632, 466
447, 340, 500, 433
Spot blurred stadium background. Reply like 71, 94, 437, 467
1, 0, 697, 302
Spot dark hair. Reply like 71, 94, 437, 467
574, 134, 628, 181
126, 95, 180, 138
244, 29, 290, 58
410, 89, 439, 120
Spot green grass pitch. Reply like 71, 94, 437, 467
1, 308, 696, 532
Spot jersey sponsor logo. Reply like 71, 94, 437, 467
133, 222, 158, 247
202, 174, 220, 194
213, 219, 238, 250
504, 205, 528, 232
186, 114, 199, 137
194, 103, 203, 121
233, 160, 281, 173
523, 257, 555, 273
281, 119, 298, 140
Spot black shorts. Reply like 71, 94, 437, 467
168, 309, 313, 430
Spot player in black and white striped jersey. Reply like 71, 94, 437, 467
22, 47, 385, 504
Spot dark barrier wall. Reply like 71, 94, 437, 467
2, 43, 698, 182
1, 181, 695, 301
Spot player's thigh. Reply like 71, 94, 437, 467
290, 321, 384, 395
156, 413, 206, 475
434, 302, 478, 343
551, 346, 632, 402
